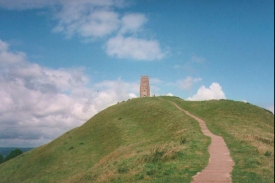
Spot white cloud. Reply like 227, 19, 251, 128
0, 40, 26, 65
177, 76, 202, 90
106, 36, 164, 61
0, 39, 139, 147
0, 0, 165, 61
129, 93, 137, 98
0, 0, 141, 40
0, 39, 9, 51
119, 13, 148, 34
166, 93, 174, 96
52, 2, 148, 40
53, 9, 120, 39
0, 0, 125, 40
187, 82, 226, 101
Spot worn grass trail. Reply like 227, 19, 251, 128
170, 101, 235, 183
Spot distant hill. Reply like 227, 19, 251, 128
0, 147, 33, 157
0, 96, 273, 183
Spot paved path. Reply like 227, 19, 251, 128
171, 102, 235, 183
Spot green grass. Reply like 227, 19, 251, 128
0, 97, 210, 183
1, 96, 273, 182
163, 96, 274, 183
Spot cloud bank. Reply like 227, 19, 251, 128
187, 82, 226, 101
0, 39, 138, 147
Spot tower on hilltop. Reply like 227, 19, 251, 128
140, 76, 150, 97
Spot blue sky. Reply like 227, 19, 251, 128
0, 0, 273, 147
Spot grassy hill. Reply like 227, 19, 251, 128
0, 96, 273, 183
164, 96, 274, 183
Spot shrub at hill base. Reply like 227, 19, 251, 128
0, 154, 3, 164
4, 148, 23, 162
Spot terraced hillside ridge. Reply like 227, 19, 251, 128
163, 96, 274, 183
0, 96, 273, 183
0, 97, 210, 183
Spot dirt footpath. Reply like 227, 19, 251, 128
172, 102, 235, 183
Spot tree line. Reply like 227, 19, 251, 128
0, 148, 23, 164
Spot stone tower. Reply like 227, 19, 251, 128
140, 76, 150, 97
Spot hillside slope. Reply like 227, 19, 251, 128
0, 96, 273, 183
0, 97, 210, 183
164, 96, 274, 183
